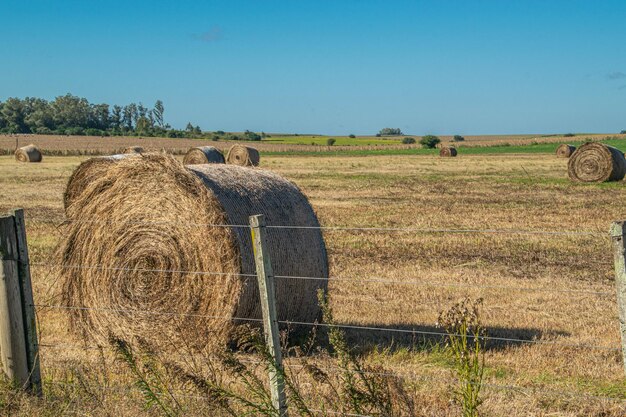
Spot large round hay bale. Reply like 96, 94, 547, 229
63, 154, 136, 216
124, 146, 144, 154
556, 144, 576, 158
58, 153, 327, 351
15, 144, 42, 163
568, 142, 626, 182
183, 146, 225, 165
226, 145, 260, 166
439, 146, 458, 157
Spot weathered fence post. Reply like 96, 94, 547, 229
0, 210, 41, 394
250, 214, 288, 417
610, 221, 626, 376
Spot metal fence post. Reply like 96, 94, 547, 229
610, 221, 626, 376
250, 214, 288, 416
0, 210, 41, 394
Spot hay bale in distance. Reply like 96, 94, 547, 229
439, 146, 458, 157
226, 145, 260, 166
15, 144, 42, 162
124, 146, 144, 154
183, 146, 225, 165
58, 153, 327, 351
556, 144, 576, 158
567, 142, 626, 182
63, 154, 136, 216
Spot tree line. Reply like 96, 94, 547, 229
0, 94, 212, 138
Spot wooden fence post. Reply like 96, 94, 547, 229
0, 210, 41, 394
250, 214, 288, 417
610, 221, 626, 376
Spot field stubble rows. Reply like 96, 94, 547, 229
0, 153, 625, 415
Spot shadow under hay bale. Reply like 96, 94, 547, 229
15, 144, 42, 162
556, 144, 576, 158
58, 153, 327, 351
226, 145, 260, 166
567, 142, 626, 182
439, 146, 457, 157
183, 146, 225, 165
123, 146, 144, 154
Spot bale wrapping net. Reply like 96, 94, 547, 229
183, 146, 225, 165
567, 142, 626, 182
556, 144, 576, 158
439, 146, 458, 157
124, 146, 144, 154
226, 145, 260, 166
58, 153, 327, 350
15, 144, 42, 162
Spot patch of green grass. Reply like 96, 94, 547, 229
263, 137, 626, 157
262, 135, 404, 146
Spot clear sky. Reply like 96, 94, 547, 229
2, 0, 626, 135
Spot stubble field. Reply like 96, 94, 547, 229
0, 151, 625, 416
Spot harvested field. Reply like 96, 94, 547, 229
0, 152, 625, 416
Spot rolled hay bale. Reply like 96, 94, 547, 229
15, 144, 42, 162
226, 145, 260, 166
63, 154, 136, 216
58, 153, 327, 351
567, 142, 626, 182
183, 146, 225, 165
439, 146, 458, 157
124, 146, 144, 154
556, 144, 576, 158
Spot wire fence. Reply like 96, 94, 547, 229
14, 216, 626, 413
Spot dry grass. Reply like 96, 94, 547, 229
0, 152, 625, 415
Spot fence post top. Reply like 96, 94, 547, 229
249, 214, 265, 228
610, 221, 626, 238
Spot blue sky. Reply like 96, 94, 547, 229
2, 0, 626, 135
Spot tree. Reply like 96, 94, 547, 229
402, 137, 416, 144
110, 105, 122, 129
24, 97, 54, 132
453, 135, 465, 142
378, 127, 403, 136
186, 122, 194, 132
1, 97, 28, 133
51, 94, 90, 129
193, 125, 202, 134
91, 103, 110, 130
419, 135, 441, 149
326, 138, 336, 146
153, 100, 165, 127
244, 130, 261, 141
349, 134, 356, 138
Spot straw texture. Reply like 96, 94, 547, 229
567, 142, 626, 182
556, 144, 576, 158
439, 146, 458, 157
183, 146, 225, 165
226, 145, 260, 166
63, 154, 135, 217
15, 144, 42, 162
58, 153, 327, 350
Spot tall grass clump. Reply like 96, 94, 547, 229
437, 298, 486, 417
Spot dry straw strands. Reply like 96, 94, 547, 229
556, 144, 576, 158
183, 146, 225, 165
15, 144, 42, 162
63, 154, 135, 216
567, 142, 626, 182
58, 153, 327, 351
226, 145, 260, 166
439, 146, 458, 157
123, 146, 144, 154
